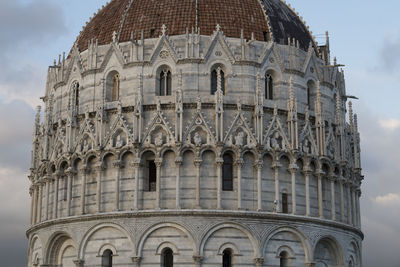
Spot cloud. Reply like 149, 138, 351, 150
374, 193, 400, 205
0, 0, 67, 55
379, 30, 400, 73
379, 118, 400, 132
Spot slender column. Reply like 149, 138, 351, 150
236, 159, 244, 210
339, 177, 345, 222
53, 172, 60, 219
317, 170, 323, 219
194, 158, 203, 209
357, 189, 362, 228
95, 163, 104, 213
133, 159, 141, 210
306, 263, 316, 267
65, 168, 75, 217
175, 157, 183, 209
256, 160, 263, 211
31, 185, 38, 224
352, 186, 357, 226
289, 163, 298, 215
346, 181, 352, 225
330, 175, 336, 221
37, 182, 43, 222
216, 157, 223, 210
80, 165, 87, 215
272, 162, 281, 213
44, 176, 51, 221
29, 186, 35, 225
113, 160, 124, 211
303, 167, 311, 216
155, 158, 163, 209
254, 258, 265, 267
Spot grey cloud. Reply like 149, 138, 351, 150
379, 32, 400, 73
0, 0, 67, 53
356, 104, 400, 267
0, 100, 35, 170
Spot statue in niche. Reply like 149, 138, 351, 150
115, 135, 124, 148
247, 135, 256, 149
302, 138, 311, 154
154, 132, 163, 147
270, 131, 281, 151
226, 135, 233, 146
327, 140, 335, 158
81, 139, 90, 152
193, 132, 202, 147
144, 135, 151, 145
235, 131, 244, 147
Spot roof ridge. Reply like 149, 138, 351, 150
117, 0, 135, 42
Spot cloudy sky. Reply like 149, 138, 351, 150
0, 0, 398, 266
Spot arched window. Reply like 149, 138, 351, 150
112, 74, 120, 101
223, 249, 232, 267
106, 71, 120, 102
211, 67, 225, 95
279, 251, 289, 267
148, 160, 157, 192
307, 80, 315, 110
72, 81, 80, 110
162, 248, 173, 267
282, 193, 288, 214
265, 73, 273, 100
222, 153, 233, 191
159, 69, 172, 96
101, 249, 113, 267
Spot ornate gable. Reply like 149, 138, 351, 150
263, 105, 290, 152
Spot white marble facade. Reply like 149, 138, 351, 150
27, 20, 363, 267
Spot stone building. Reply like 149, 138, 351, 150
26, 0, 364, 266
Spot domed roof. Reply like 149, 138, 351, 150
76, 0, 314, 52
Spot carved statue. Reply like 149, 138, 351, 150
235, 131, 244, 147
270, 131, 281, 150
154, 132, 163, 147
247, 135, 256, 149
115, 135, 124, 148
193, 132, 202, 147
302, 138, 311, 154
82, 139, 90, 152
327, 140, 335, 158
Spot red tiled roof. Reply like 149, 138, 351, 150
75, 0, 314, 52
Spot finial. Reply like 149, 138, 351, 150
216, 24, 221, 32
197, 96, 202, 111
336, 93, 341, 125
289, 76, 294, 103
349, 101, 354, 127
112, 31, 118, 43
354, 114, 358, 132
161, 24, 167, 36
273, 104, 278, 116
237, 99, 242, 111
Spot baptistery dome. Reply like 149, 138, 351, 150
27, 0, 364, 267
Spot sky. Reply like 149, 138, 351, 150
0, 0, 398, 266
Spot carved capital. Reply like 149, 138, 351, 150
193, 255, 203, 264
113, 160, 125, 169
194, 158, 203, 167
154, 158, 163, 167
288, 163, 299, 173
216, 157, 224, 166
65, 167, 76, 177
94, 163, 105, 172
73, 259, 85, 267
79, 164, 89, 173
255, 160, 263, 169
132, 158, 141, 168
254, 257, 265, 266
236, 158, 244, 167
271, 161, 281, 170
131, 256, 142, 265
175, 157, 183, 166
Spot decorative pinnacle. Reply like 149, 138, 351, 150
161, 24, 167, 36
348, 101, 354, 128
336, 93, 341, 125
289, 76, 294, 106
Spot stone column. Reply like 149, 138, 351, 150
254, 257, 264, 267
357, 189, 362, 228
133, 159, 141, 210
306, 262, 316, 267
339, 177, 345, 222
272, 162, 281, 213
175, 157, 183, 209
289, 163, 298, 215
194, 158, 203, 209
80, 165, 88, 215
236, 158, 244, 210
216, 157, 224, 210
29, 186, 35, 225
303, 167, 311, 216
53, 172, 60, 219
44, 175, 51, 221
193, 255, 203, 267
329, 175, 336, 221
113, 160, 124, 211
95, 163, 104, 213
316, 170, 323, 219
31, 185, 37, 224
65, 168, 75, 217
256, 160, 263, 211
37, 181, 43, 222
155, 158, 163, 209
352, 185, 357, 226
346, 181, 352, 225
